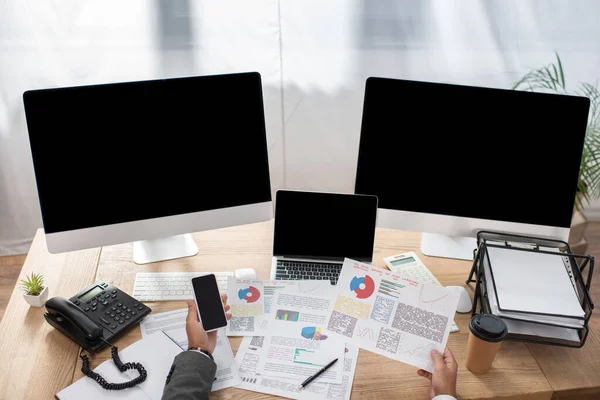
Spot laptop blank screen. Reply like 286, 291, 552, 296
273, 191, 378, 261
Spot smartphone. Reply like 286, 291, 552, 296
191, 274, 228, 332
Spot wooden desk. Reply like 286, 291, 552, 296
1, 221, 598, 399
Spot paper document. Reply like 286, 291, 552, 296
486, 247, 584, 317
258, 291, 346, 383
139, 308, 241, 391
264, 280, 303, 314
227, 279, 332, 336
325, 258, 458, 372
227, 278, 267, 335
236, 335, 359, 400
271, 280, 333, 309
57, 331, 181, 400
391, 264, 459, 333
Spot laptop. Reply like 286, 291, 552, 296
270, 190, 378, 284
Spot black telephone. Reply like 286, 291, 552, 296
45, 280, 152, 390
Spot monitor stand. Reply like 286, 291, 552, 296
420, 233, 477, 261
132, 233, 199, 264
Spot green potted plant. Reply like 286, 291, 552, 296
20, 272, 48, 307
513, 53, 600, 252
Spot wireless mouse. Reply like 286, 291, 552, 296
447, 285, 472, 313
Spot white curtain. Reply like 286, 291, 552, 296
2, 0, 600, 255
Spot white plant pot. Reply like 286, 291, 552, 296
23, 286, 49, 307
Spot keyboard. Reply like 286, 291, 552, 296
275, 260, 341, 285
132, 272, 233, 301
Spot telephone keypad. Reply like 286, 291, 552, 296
70, 280, 151, 339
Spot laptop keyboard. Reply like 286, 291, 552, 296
275, 260, 342, 285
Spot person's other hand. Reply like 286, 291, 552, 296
185, 294, 232, 354
416, 348, 458, 399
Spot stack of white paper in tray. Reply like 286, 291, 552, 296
482, 246, 585, 343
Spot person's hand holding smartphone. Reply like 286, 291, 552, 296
186, 294, 231, 354
188, 274, 231, 354
191, 274, 229, 331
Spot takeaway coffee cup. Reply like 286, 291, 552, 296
465, 313, 508, 374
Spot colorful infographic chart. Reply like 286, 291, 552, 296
275, 309, 299, 321
350, 275, 375, 299
293, 348, 325, 366
327, 258, 459, 373
238, 286, 261, 303
301, 326, 328, 340
227, 278, 265, 336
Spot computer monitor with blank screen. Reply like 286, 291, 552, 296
23, 72, 273, 264
355, 77, 590, 260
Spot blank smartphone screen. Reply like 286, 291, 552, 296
191, 275, 227, 331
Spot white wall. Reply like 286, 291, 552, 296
2, 0, 600, 255
584, 199, 600, 221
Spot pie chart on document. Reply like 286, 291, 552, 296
238, 286, 261, 303
350, 275, 375, 299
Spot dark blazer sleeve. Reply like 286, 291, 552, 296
162, 351, 217, 400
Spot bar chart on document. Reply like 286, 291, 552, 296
257, 291, 346, 384
276, 309, 300, 321
294, 348, 330, 367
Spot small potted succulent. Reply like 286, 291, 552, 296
20, 272, 49, 307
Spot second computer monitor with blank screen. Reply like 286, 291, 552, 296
355, 77, 590, 260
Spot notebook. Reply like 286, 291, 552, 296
57, 331, 183, 400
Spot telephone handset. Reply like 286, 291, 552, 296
45, 297, 103, 343
44, 280, 152, 390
